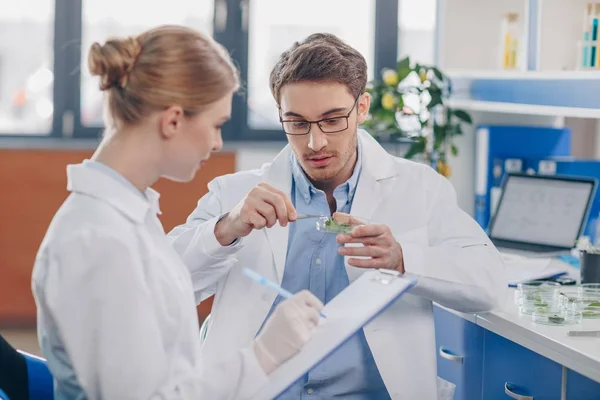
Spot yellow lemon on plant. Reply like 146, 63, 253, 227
382, 69, 399, 87
437, 161, 451, 177
381, 92, 396, 110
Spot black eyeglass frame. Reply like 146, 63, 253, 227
278, 94, 362, 136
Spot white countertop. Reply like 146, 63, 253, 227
478, 292, 600, 383
440, 266, 600, 383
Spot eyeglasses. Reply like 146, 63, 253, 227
279, 95, 360, 136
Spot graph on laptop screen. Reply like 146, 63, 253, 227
489, 175, 595, 248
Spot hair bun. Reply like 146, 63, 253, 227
88, 37, 142, 90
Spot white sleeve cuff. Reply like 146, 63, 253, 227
199, 215, 244, 260
400, 242, 425, 277
238, 346, 269, 397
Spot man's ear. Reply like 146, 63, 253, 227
356, 92, 371, 124
159, 105, 185, 139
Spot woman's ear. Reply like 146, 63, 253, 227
159, 105, 185, 139
356, 92, 371, 125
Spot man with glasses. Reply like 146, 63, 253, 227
169, 33, 505, 399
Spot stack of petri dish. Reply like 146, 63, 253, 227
566, 283, 600, 320
516, 281, 582, 326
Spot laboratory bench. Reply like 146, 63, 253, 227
434, 268, 600, 400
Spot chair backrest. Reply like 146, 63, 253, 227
0, 388, 10, 400
0, 334, 27, 400
17, 351, 53, 400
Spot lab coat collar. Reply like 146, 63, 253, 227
263, 129, 398, 283
66, 163, 161, 224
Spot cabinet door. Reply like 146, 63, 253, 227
566, 369, 600, 400
482, 330, 562, 400
434, 306, 484, 400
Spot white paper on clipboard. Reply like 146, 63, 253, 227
250, 269, 417, 400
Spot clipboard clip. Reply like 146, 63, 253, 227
371, 269, 401, 285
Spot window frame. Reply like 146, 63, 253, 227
230, 0, 399, 142
2, 0, 400, 142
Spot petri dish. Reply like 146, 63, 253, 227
516, 281, 561, 306
519, 291, 565, 315
569, 300, 600, 319
532, 308, 582, 326
315, 216, 369, 234
578, 283, 600, 297
559, 290, 600, 305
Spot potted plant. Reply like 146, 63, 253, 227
362, 56, 473, 177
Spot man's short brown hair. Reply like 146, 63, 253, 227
269, 33, 368, 105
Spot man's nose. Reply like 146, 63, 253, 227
308, 124, 327, 152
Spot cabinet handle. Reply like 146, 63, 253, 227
504, 383, 534, 400
438, 347, 463, 364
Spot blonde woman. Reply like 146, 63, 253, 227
31, 25, 322, 400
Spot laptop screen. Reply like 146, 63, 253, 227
489, 174, 596, 249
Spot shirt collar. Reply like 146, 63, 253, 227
67, 162, 161, 224
83, 160, 147, 201
290, 138, 362, 204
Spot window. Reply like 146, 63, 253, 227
80, 0, 214, 126
0, 0, 54, 134
398, 0, 437, 65
246, 0, 376, 131
3, 0, 409, 140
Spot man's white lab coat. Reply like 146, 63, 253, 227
168, 130, 506, 399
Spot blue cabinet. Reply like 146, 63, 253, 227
566, 369, 600, 400
482, 330, 563, 399
433, 306, 484, 400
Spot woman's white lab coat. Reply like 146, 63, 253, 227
31, 163, 267, 400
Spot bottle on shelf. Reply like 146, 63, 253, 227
500, 12, 520, 70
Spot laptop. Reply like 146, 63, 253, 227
487, 173, 597, 258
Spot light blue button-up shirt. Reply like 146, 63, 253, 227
265, 142, 390, 399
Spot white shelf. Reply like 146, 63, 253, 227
447, 99, 600, 119
440, 0, 528, 70
447, 69, 600, 80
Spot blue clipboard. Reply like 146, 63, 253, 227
250, 269, 417, 400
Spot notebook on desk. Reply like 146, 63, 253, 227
487, 173, 597, 285
488, 173, 596, 257
250, 270, 417, 400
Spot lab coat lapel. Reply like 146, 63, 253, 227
350, 131, 396, 224
346, 131, 398, 282
263, 145, 293, 284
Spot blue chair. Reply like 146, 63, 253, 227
0, 333, 53, 400
17, 351, 53, 400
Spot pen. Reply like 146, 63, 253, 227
243, 268, 327, 319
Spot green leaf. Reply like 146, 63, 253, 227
453, 124, 463, 136
431, 67, 444, 81
452, 109, 473, 124
397, 95, 404, 109
433, 124, 446, 140
397, 67, 412, 82
451, 144, 458, 156
429, 90, 443, 108
403, 138, 426, 160
397, 56, 411, 71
